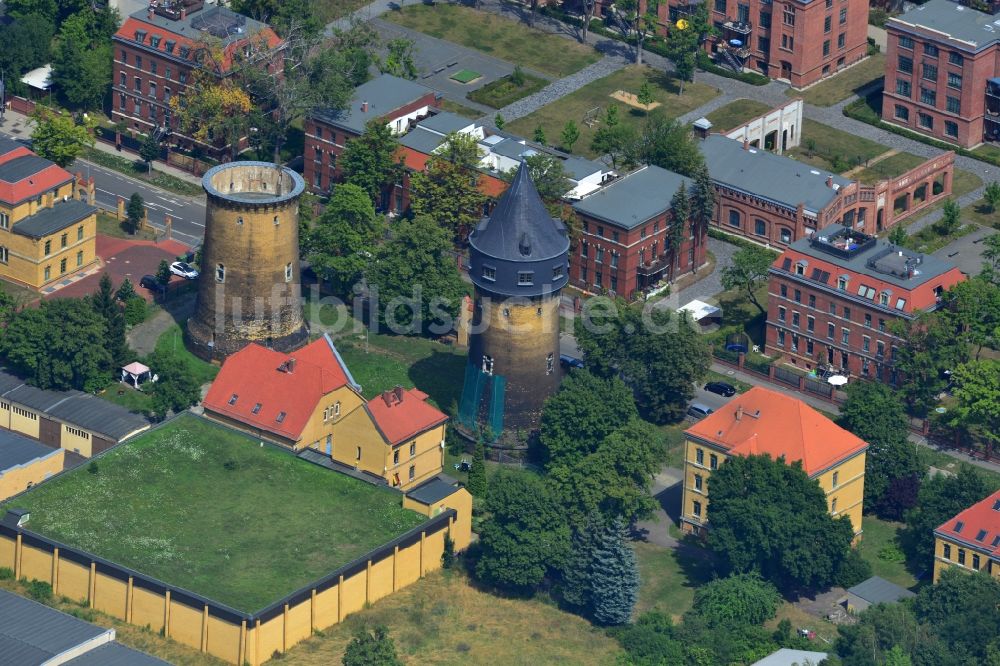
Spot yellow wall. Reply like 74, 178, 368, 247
933, 535, 1000, 583
0, 448, 63, 500
57, 557, 91, 603
386, 424, 446, 491
331, 405, 385, 478
6, 404, 40, 439
94, 573, 128, 619
0, 201, 98, 290
297, 385, 365, 452
61, 425, 93, 457
680, 437, 866, 537
131, 586, 166, 632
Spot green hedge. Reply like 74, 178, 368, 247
82, 148, 203, 197
843, 92, 1000, 169
707, 227, 782, 256
467, 73, 547, 108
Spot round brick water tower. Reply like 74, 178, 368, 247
187, 162, 308, 361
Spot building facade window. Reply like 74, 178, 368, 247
947, 72, 962, 89
899, 35, 913, 50
949, 51, 963, 66
945, 120, 958, 138
920, 88, 936, 106
918, 113, 933, 129
895, 80, 911, 97
728, 209, 741, 227
898, 56, 912, 73
894, 105, 909, 121
754, 218, 766, 235
946, 96, 960, 113
922, 63, 938, 81
925, 43, 939, 57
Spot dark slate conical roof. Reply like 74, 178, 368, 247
470, 161, 569, 261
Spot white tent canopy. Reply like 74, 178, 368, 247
677, 299, 722, 323
121, 362, 156, 388
20, 65, 52, 92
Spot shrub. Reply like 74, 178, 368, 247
23, 579, 53, 603
0, 567, 14, 580
836, 548, 873, 588
123, 296, 148, 326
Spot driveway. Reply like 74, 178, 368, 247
932, 226, 997, 276
633, 465, 684, 548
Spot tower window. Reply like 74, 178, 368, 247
273, 215, 279, 226
285, 263, 292, 282
216, 264, 225, 282
553, 264, 564, 280
546, 352, 554, 375
0, 247, 7, 264
517, 271, 534, 285
503, 308, 510, 317
228, 393, 238, 405
251, 403, 262, 414
237, 216, 243, 226
482, 354, 494, 375
482, 265, 496, 281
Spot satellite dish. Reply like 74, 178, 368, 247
676, 18, 689, 29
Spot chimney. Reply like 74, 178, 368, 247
742, 139, 749, 151
393, 386, 405, 403
148, 6, 154, 19
361, 101, 369, 113
180, 6, 186, 19
735, 405, 743, 421
287, 358, 295, 373
826, 175, 834, 188
381, 390, 393, 406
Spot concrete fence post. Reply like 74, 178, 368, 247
51, 547, 59, 594
164, 589, 171, 638
88, 562, 96, 609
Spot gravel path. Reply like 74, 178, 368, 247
492, 57, 626, 122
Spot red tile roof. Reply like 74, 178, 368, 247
935, 489, 1000, 559
685, 386, 868, 476
365, 387, 448, 446
0, 149, 74, 206
203, 335, 352, 440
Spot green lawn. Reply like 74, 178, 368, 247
703, 98, 771, 131
98, 383, 153, 414
709, 281, 770, 350
893, 168, 984, 235
852, 151, 925, 185
790, 53, 886, 107
635, 542, 714, 620
904, 222, 979, 254
157, 323, 219, 386
5, 414, 426, 611
660, 424, 687, 468
467, 72, 548, 109
960, 198, 1000, 229
858, 516, 918, 590
787, 119, 887, 174
384, 5, 599, 78
451, 69, 482, 84
81, 148, 202, 197
97, 212, 157, 241
437, 98, 486, 119
507, 66, 719, 158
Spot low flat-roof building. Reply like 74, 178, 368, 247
766, 224, 966, 382
681, 386, 868, 537
0, 430, 64, 501
570, 164, 704, 299
844, 575, 916, 612
933, 488, 1000, 582
751, 648, 830, 666
0, 370, 150, 459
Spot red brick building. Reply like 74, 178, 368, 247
304, 75, 438, 197
698, 133, 955, 248
111, 0, 282, 159
884, 0, 1000, 148
570, 165, 705, 299
765, 224, 965, 383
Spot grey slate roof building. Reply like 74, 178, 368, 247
700, 134, 849, 214
12, 199, 97, 239
406, 475, 461, 505
468, 162, 570, 298
0, 589, 168, 665
572, 165, 692, 230
0, 429, 62, 471
845, 575, 916, 612
312, 74, 434, 135
890, 0, 1000, 52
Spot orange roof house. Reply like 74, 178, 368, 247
933, 489, 1000, 582
202, 333, 449, 489
681, 386, 868, 536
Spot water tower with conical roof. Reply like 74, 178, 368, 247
458, 162, 570, 438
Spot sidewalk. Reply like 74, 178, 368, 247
0, 108, 203, 186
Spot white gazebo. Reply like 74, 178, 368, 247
20, 65, 53, 93
121, 361, 155, 388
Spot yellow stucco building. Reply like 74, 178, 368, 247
932, 488, 1000, 582
203, 334, 448, 490
0, 430, 64, 501
681, 386, 868, 537
0, 136, 99, 290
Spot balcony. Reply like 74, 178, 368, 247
723, 19, 752, 34
636, 257, 669, 277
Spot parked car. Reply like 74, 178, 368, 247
169, 261, 199, 279
704, 381, 737, 397
687, 403, 714, 420
139, 274, 161, 291
559, 354, 585, 369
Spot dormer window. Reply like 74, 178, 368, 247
795, 260, 807, 275
879, 291, 890, 306
150, 36, 161, 48
276, 411, 286, 423
895, 298, 907, 310
179, 45, 190, 59
228, 394, 238, 405
517, 271, 534, 285
135, 30, 146, 43
165, 40, 175, 53
482, 265, 496, 281
837, 275, 849, 291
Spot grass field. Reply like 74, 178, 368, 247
894, 168, 984, 237
790, 53, 886, 107
787, 119, 887, 174
97, 212, 157, 241
857, 516, 919, 589
5, 414, 426, 611
467, 72, 548, 108
384, 5, 599, 78
703, 98, 772, 131
157, 322, 219, 386
634, 542, 714, 621
507, 66, 719, 158
852, 151, 925, 184
437, 98, 485, 119
450, 69, 481, 84
960, 198, 1000, 229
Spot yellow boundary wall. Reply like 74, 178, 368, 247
0, 507, 464, 665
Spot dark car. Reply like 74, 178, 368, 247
704, 381, 737, 397
139, 274, 164, 292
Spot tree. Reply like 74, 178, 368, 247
950, 359, 1000, 453
501, 153, 571, 204
116, 278, 136, 303
891, 310, 968, 416
720, 245, 775, 315
366, 216, 466, 335
669, 183, 691, 280
539, 370, 637, 468
574, 302, 710, 423
690, 164, 715, 241
589, 517, 640, 625
475, 470, 571, 592
590, 105, 637, 169
913, 567, 1000, 664
156, 259, 173, 287
834, 602, 948, 666
408, 133, 486, 240
942, 277, 1000, 359
340, 119, 402, 204
378, 38, 418, 79
663, 14, 699, 94
985, 181, 1000, 213
935, 199, 961, 235
91, 273, 129, 368
982, 233, 1000, 285
511, 64, 526, 87
30, 108, 94, 168
610, 0, 659, 65
1, 298, 112, 392
636, 81, 654, 112
493, 113, 505, 130
307, 183, 383, 296
884, 645, 914, 666
628, 115, 706, 177
230, 0, 322, 38
146, 349, 201, 419
578, 0, 597, 42
4, 0, 58, 24
0, 14, 55, 98
689, 573, 781, 629
888, 223, 908, 246
533, 124, 547, 146
123, 296, 147, 327
467, 437, 487, 496
138, 133, 160, 173
838, 381, 923, 517
900, 465, 990, 567
126, 193, 145, 235
559, 510, 602, 610
342, 625, 402, 666
708, 454, 856, 593
50, 8, 116, 110
561, 120, 581, 152
170, 74, 254, 162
